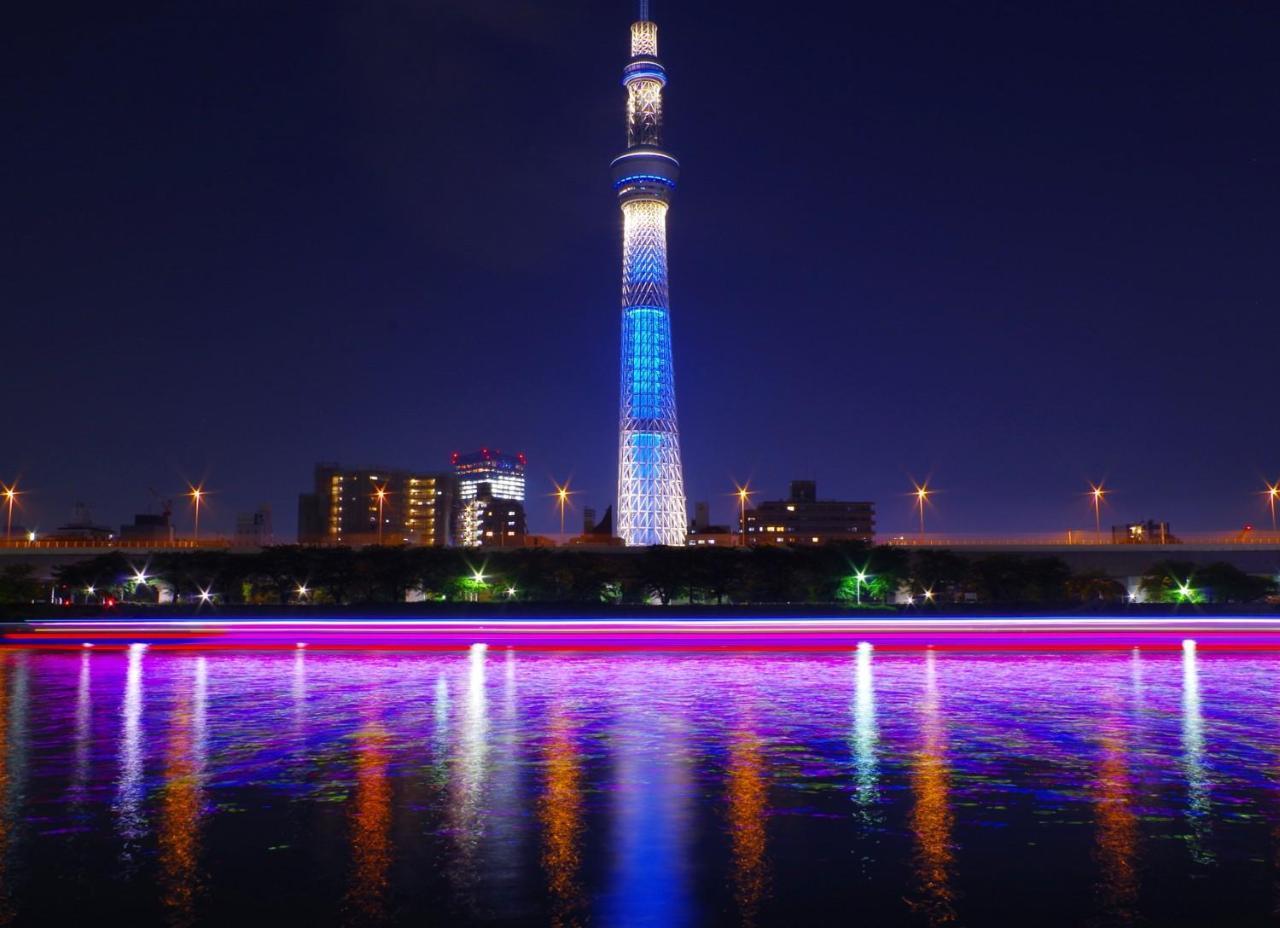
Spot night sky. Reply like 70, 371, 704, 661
5, 0, 1278, 539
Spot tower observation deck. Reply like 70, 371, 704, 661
613, 1, 687, 546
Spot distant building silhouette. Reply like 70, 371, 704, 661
687, 500, 734, 546
745, 481, 875, 546
235, 506, 273, 548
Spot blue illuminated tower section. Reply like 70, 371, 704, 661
612, 2, 687, 546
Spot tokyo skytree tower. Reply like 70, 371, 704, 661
612, 0, 688, 546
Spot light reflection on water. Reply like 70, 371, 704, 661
908, 649, 956, 925
1, 647, 1280, 924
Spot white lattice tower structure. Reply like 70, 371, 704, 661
610, 3, 687, 547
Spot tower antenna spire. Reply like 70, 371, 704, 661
639, 0, 650, 21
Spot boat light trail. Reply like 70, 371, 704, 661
5, 616, 1280, 651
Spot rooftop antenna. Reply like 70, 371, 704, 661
639, 0, 650, 21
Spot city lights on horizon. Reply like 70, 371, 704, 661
4, 467, 1280, 540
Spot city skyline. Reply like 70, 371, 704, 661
4, 1, 1277, 539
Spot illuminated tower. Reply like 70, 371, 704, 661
613, 0, 687, 546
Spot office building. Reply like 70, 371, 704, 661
452, 449, 526, 503
745, 481, 876, 546
457, 482, 527, 548
297, 464, 453, 546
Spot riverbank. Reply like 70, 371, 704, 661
4, 600, 1279, 622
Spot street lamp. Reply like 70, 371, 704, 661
374, 485, 388, 545
1088, 481, 1109, 541
465, 568, 488, 603
187, 484, 205, 543
853, 568, 869, 606
911, 480, 932, 537
2, 482, 19, 542
1265, 481, 1279, 532
734, 482, 754, 547
552, 479, 574, 541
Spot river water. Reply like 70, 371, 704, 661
0, 644, 1275, 925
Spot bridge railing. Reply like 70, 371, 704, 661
0, 538, 233, 551
883, 531, 1280, 547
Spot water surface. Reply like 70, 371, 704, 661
0, 645, 1277, 925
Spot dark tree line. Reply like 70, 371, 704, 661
26, 544, 1275, 607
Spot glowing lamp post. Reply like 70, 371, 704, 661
853, 569, 869, 606
3, 483, 18, 542
374, 485, 388, 545
1089, 482, 1108, 542
188, 484, 205, 543
912, 481, 931, 537
467, 569, 487, 603
735, 483, 753, 547
1266, 481, 1279, 532
553, 480, 573, 542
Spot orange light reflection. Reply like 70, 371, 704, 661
727, 725, 768, 925
540, 713, 585, 928
908, 651, 957, 925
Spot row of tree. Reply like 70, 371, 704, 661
2, 544, 1269, 607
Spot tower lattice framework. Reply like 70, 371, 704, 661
612, 5, 687, 546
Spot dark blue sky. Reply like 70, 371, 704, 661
4, 0, 1278, 539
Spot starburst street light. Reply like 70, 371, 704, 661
1265, 481, 1279, 532
1088, 481, 1109, 541
853, 568, 869, 606
373, 485, 388, 545
911, 480, 933, 537
2, 482, 19, 542
733, 482, 755, 547
551, 479, 576, 541
187, 484, 206, 543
